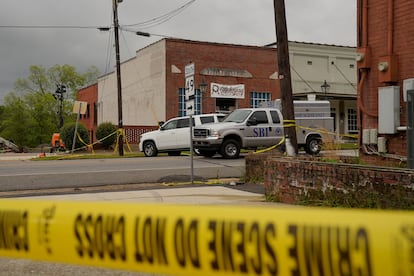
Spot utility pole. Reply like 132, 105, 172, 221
273, 0, 298, 154
113, 0, 124, 156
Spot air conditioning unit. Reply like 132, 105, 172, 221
403, 78, 414, 102
369, 129, 378, 145
362, 129, 370, 145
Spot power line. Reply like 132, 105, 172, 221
0, 0, 196, 31
104, 29, 115, 74
0, 25, 104, 30
123, 0, 196, 29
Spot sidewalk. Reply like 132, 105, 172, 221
21, 183, 283, 206
0, 152, 39, 160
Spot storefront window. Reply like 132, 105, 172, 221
178, 88, 202, 116
216, 98, 236, 113
347, 108, 358, 133
250, 92, 271, 107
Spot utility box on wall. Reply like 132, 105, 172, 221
378, 86, 400, 134
378, 55, 398, 83
408, 89, 414, 169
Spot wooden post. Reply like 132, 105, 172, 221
273, 0, 298, 154
113, 0, 124, 156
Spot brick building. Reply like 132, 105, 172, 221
77, 83, 98, 143
356, 0, 414, 165
78, 38, 356, 145
96, 38, 280, 143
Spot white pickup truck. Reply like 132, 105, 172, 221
139, 113, 225, 157
192, 100, 334, 158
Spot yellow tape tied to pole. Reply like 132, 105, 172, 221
0, 199, 413, 276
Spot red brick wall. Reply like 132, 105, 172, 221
78, 84, 98, 143
357, 0, 414, 160
246, 154, 414, 209
165, 39, 280, 120
124, 126, 158, 144
77, 85, 158, 145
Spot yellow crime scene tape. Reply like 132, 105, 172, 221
0, 199, 413, 275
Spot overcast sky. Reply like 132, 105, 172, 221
0, 0, 356, 103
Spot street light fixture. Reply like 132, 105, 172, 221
321, 80, 330, 100
136, 31, 151, 37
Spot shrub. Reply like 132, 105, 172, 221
96, 122, 117, 149
60, 122, 90, 151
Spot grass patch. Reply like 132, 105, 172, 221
337, 143, 358, 150
322, 142, 358, 150
32, 151, 171, 161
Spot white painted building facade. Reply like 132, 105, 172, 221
97, 40, 167, 127
287, 41, 357, 139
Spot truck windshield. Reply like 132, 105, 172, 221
223, 110, 252, 123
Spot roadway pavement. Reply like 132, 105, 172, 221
0, 152, 273, 205
0, 152, 246, 191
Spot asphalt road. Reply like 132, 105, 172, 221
0, 154, 245, 192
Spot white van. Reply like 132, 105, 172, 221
139, 113, 226, 157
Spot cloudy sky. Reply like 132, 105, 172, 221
0, 0, 356, 103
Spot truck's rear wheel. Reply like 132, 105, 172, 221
220, 139, 240, 159
305, 136, 321, 155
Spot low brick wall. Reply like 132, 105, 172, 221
245, 154, 414, 209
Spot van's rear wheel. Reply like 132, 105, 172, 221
220, 139, 240, 159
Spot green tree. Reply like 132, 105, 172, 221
96, 122, 117, 149
0, 105, 5, 133
60, 122, 90, 151
48, 64, 86, 99
14, 64, 98, 99
13, 65, 50, 94
0, 64, 99, 149
1, 93, 34, 148
24, 92, 58, 145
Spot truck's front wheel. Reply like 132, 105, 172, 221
143, 141, 158, 157
220, 139, 240, 159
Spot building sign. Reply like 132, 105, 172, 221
210, 83, 245, 99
